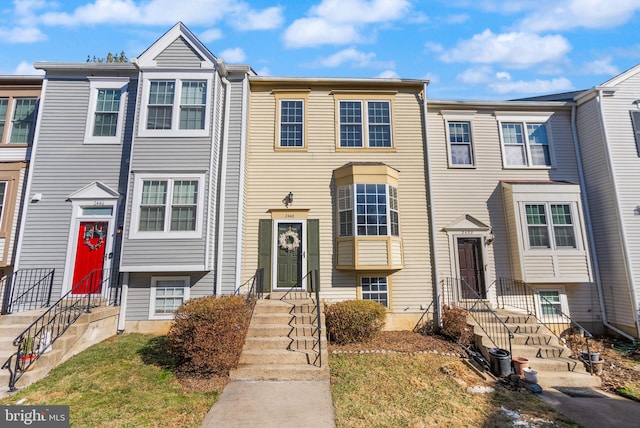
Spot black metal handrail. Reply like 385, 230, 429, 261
310, 269, 321, 368
2, 268, 121, 391
1, 268, 56, 315
495, 277, 594, 373
441, 277, 514, 357
235, 268, 265, 304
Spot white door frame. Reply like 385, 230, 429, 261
271, 218, 307, 291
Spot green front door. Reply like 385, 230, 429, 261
276, 222, 303, 289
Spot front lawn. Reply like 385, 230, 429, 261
0, 334, 219, 428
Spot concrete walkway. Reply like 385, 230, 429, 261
538, 387, 640, 428
201, 380, 335, 427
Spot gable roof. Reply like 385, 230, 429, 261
133, 22, 217, 69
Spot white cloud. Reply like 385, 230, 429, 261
443, 14, 469, 24
0, 26, 47, 43
12, 61, 45, 75
490, 77, 573, 94
284, 0, 410, 48
38, 0, 282, 29
284, 18, 361, 48
199, 28, 223, 43
220, 47, 246, 63
440, 29, 571, 68
424, 42, 444, 53
255, 67, 270, 76
377, 70, 399, 78
582, 58, 620, 76
314, 48, 393, 69
422, 72, 439, 84
516, 0, 640, 32
457, 66, 494, 85
0, 0, 48, 44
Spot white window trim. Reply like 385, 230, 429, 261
149, 276, 190, 320
338, 183, 400, 237
442, 111, 476, 168
339, 100, 393, 148
360, 275, 390, 308
0, 181, 7, 228
534, 288, 569, 321
137, 72, 212, 137
84, 77, 128, 145
495, 112, 555, 169
520, 201, 580, 252
129, 173, 205, 239
278, 99, 305, 148
7, 97, 38, 145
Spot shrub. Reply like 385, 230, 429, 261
441, 305, 473, 346
325, 300, 386, 344
166, 295, 251, 377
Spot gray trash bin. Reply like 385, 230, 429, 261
488, 348, 511, 377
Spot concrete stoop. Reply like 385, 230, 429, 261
0, 306, 120, 393
469, 309, 601, 388
230, 294, 329, 382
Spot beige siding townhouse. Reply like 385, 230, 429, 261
243, 77, 432, 329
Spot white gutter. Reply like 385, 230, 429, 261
14, 78, 48, 269
215, 60, 232, 296
575, 94, 637, 339
422, 82, 442, 326
117, 272, 129, 332
234, 75, 249, 292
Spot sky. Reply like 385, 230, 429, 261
1, 0, 640, 100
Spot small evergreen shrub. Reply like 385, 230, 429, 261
441, 305, 473, 345
325, 300, 386, 344
166, 295, 251, 377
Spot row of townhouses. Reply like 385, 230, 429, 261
1, 23, 640, 343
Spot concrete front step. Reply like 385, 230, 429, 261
239, 349, 319, 365
510, 344, 571, 359
251, 312, 322, 325
243, 336, 321, 350
247, 324, 318, 338
535, 370, 601, 388
516, 356, 587, 373
230, 364, 328, 381
255, 300, 319, 314
511, 332, 560, 347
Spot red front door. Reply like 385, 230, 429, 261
72, 221, 108, 294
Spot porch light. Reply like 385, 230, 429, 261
485, 230, 495, 246
283, 192, 294, 208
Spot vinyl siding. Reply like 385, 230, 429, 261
576, 96, 636, 330
154, 37, 204, 68
244, 84, 432, 312
6, 166, 26, 264
125, 271, 215, 321
357, 241, 388, 265
17, 77, 135, 299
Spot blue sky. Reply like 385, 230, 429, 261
1, 0, 640, 100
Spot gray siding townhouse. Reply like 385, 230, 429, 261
427, 98, 602, 334
14, 23, 253, 332
574, 64, 640, 338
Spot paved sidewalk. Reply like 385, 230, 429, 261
201, 380, 335, 427
538, 387, 640, 428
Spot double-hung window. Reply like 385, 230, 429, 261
448, 121, 474, 166
139, 74, 211, 137
338, 183, 399, 237
149, 276, 190, 320
501, 120, 552, 167
131, 174, 204, 239
85, 78, 128, 144
279, 100, 304, 147
525, 203, 576, 249
360, 276, 389, 308
0, 181, 6, 226
0, 99, 8, 142
338, 99, 392, 148
9, 98, 37, 144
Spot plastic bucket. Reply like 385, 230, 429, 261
523, 367, 538, 383
488, 348, 511, 377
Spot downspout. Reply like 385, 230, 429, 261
234, 75, 249, 292
422, 82, 442, 326
117, 272, 129, 333
215, 60, 232, 296
572, 101, 636, 340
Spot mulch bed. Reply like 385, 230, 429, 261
329, 330, 466, 355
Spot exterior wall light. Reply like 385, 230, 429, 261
283, 192, 294, 208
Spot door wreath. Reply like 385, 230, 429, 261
278, 229, 300, 251
84, 224, 106, 250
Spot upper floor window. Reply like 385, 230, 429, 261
130, 173, 204, 239
279, 100, 304, 147
338, 100, 392, 148
630, 110, 640, 156
338, 183, 399, 237
138, 73, 211, 137
501, 122, 551, 167
85, 77, 128, 144
0, 97, 37, 144
525, 203, 576, 249
448, 121, 474, 166
0, 181, 6, 225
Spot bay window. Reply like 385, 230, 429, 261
338, 183, 399, 237
525, 203, 576, 249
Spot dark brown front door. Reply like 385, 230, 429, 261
457, 237, 486, 299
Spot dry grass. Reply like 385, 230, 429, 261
330, 352, 580, 428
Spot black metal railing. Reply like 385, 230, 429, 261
235, 268, 265, 306
2, 268, 120, 391
1, 268, 56, 315
309, 269, 322, 368
495, 277, 594, 373
441, 277, 514, 357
